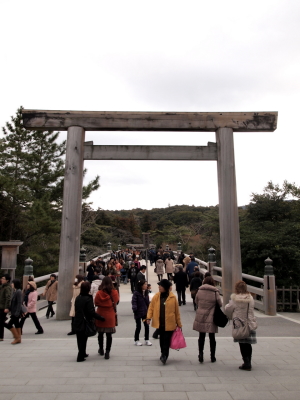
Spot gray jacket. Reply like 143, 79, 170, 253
10, 289, 22, 317
225, 293, 258, 332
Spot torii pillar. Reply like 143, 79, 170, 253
216, 128, 242, 305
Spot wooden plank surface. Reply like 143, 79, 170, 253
83, 144, 217, 160
22, 110, 278, 132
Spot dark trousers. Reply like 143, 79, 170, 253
98, 332, 112, 352
157, 274, 163, 281
130, 279, 136, 293
4, 315, 21, 329
167, 273, 173, 281
46, 301, 54, 316
20, 313, 43, 332
159, 329, 173, 359
177, 289, 186, 305
198, 332, 216, 356
0, 309, 7, 339
76, 331, 88, 361
134, 317, 149, 341
239, 343, 252, 360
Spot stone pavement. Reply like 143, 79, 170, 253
1, 262, 300, 400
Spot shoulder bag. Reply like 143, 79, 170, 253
213, 291, 228, 328
232, 303, 250, 340
83, 315, 97, 337
110, 292, 118, 326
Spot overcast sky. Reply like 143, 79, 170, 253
1, 0, 300, 211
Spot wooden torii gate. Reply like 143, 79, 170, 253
23, 110, 278, 319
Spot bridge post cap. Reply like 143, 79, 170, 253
264, 257, 274, 276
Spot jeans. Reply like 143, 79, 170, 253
159, 329, 173, 359
177, 289, 186, 305
130, 279, 136, 293
134, 317, 149, 341
46, 301, 55, 316
20, 313, 43, 332
239, 343, 252, 360
4, 315, 21, 329
198, 332, 216, 356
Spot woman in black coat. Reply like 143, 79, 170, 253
73, 281, 105, 362
131, 279, 152, 346
173, 266, 189, 306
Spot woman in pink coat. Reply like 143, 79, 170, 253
193, 276, 222, 363
20, 281, 44, 334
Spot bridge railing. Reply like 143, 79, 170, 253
173, 250, 276, 316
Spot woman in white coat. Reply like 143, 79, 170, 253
225, 280, 257, 371
67, 275, 84, 335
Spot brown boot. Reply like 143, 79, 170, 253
11, 328, 21, 345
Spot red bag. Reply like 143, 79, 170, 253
170, 327, 187, 350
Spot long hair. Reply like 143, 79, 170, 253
136, 279, 148, 295
99, 276, 114, 294
235, 280, 248, 294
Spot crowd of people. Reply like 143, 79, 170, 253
0, 247, 257, 371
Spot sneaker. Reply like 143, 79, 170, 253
145, 340, 152, 346
134, 341, 143, 346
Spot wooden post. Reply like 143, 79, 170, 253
56, 126, 85, 320
216, 128, 242, 306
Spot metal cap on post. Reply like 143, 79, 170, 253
23, 257, 33, 291
208, 247, 216, 274
264, 257, 276, 316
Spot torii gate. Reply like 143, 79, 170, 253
22, 110, 278, 319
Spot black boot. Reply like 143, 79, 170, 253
210, 340, 216, 363
105, 335, 112, 359
198, 352, 204, 363
198, 334, 205, 363
239, 357, 251, 371
98, 334, 104, 356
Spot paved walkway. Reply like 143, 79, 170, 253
1, 262, 300, 400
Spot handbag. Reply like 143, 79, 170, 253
110, 293, 118, 327
170, 327, 187, 350
84, 316, 97, 337
213, 292, 228, 328
154, 267, 157, 273
21, 304, 27, 314
232, 304, 250, 340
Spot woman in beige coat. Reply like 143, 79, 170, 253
164, 257, 174, 281
43, 274, 58, 318
155, 257, 165, 281
67, 275, 84, 335
225, 280, 257, 371
193, 276, 222, 363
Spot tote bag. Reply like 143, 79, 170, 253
232, 304, 250, 340
213, 292, 228, 328
170, 327, 187, 351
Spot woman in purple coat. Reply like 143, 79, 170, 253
131, 279, 152, 346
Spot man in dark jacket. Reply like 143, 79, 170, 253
0, 274, 12, 341
186, 257, 199, 282
128, 263, 139, 293
173, 266, 189, 306
137, 266, 147, 282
